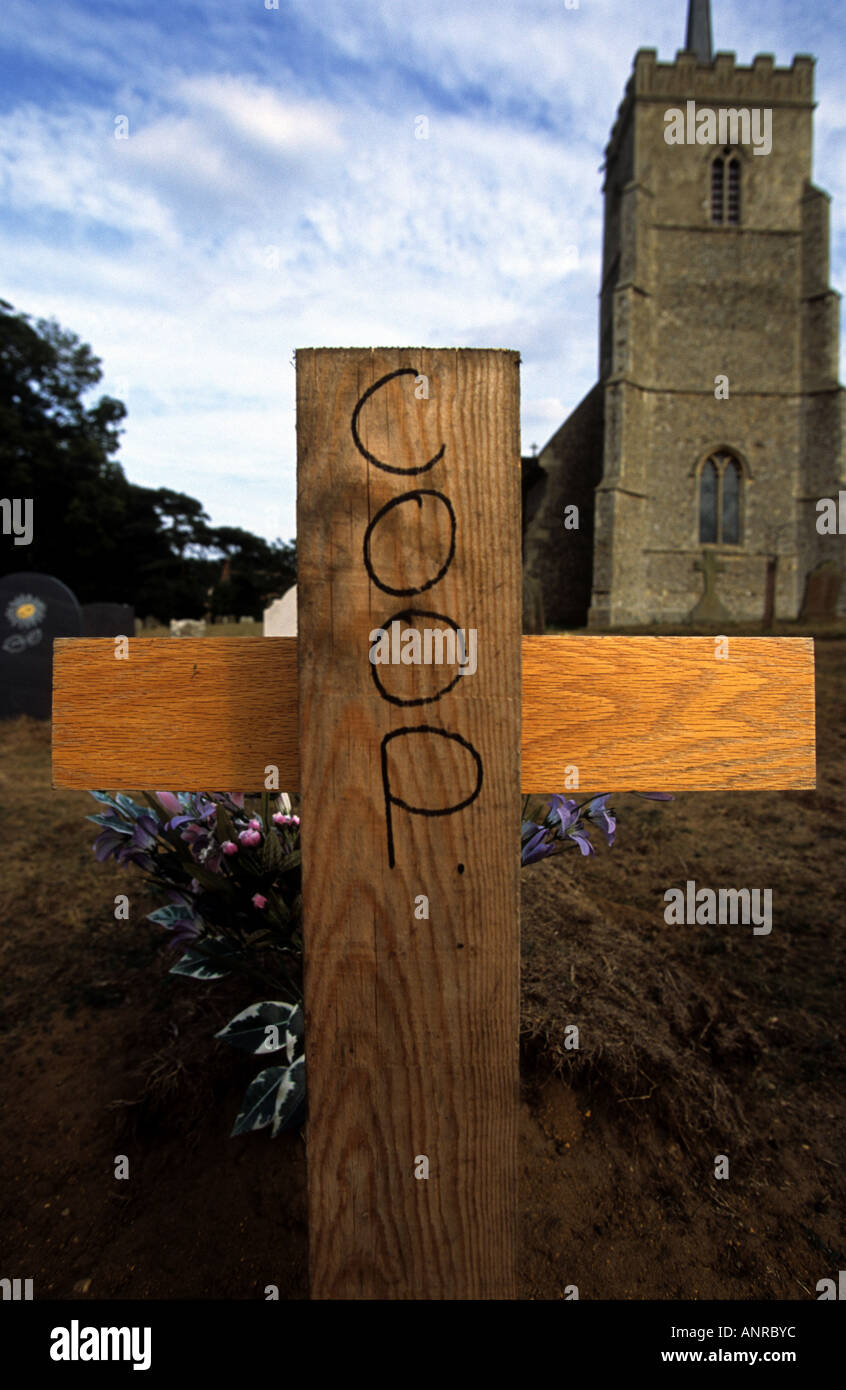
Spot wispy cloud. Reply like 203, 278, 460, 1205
1, 0, 844, 544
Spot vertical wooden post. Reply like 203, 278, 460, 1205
297, 348, 522, 1299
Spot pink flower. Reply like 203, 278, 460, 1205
222, 840, 239, 856
249, 818, 261, 830
292, 815, 300, 826
155, 791, 182, 818
252, 893, 268, 910
238, 828, 261, 847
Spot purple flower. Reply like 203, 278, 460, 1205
521, 822, 554, 866
179, 822, 207, 846
547, 795, 581, 834
129, 815, 159, 851
585, 795, 616, 847
93, 827, 126, 862
568, 828, 595, 856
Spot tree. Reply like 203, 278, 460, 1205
205, 527, 297, 619
0, 301, 297, 616
0, 299, 134, 601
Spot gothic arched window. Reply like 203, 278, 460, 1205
699, 451, 743, 544
711, 155, 741, 225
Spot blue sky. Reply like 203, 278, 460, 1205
2, 0, 844, 544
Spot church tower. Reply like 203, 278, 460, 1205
525, 0, 845, 628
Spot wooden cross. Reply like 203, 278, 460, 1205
52, 348, 815, 1300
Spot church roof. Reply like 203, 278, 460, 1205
686, 0, 713, 63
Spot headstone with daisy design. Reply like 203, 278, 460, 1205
0, 571, 81, 720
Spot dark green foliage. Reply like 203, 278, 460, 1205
0, 299, 296, 613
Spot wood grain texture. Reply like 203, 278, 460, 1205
521, 634, 816, 790
53, 635, 815, 792
296, 348, 522, 1299
52, 638, 299, 791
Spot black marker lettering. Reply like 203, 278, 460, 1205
351, 368, 445, 475
370, 607, 466, 707
381, 727, 483, 870
363, 490, 456, 596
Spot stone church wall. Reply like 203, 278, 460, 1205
524, 384, 604, 628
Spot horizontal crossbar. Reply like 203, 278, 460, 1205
51, 635, 815, 791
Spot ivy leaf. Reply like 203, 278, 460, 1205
230, 1057, 306, 1137
169, 941, 241, 980
215, 1001, 304, 1056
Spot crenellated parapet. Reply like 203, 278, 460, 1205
605, 50, 815, 167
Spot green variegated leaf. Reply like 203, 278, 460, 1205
230, 1056, 306, 1137
271, 1056, 305, 1136
147, 904, 193, 927
215, 1001, 304, 1056
86, 812, 132, 831
169, 941, 240, 980
90, 791, 121, 809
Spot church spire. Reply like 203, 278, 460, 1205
685, 0, 713, 63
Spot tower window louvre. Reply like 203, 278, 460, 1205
727, 159, 741, 225
711, 158, 724, 224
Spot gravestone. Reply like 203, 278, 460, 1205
690, 549, 731, 624
0, 572, 81, 719
263, 585, 298, 636
169, 619, 206, 638
82, 603, 135, 638
800, 560, 841, 622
